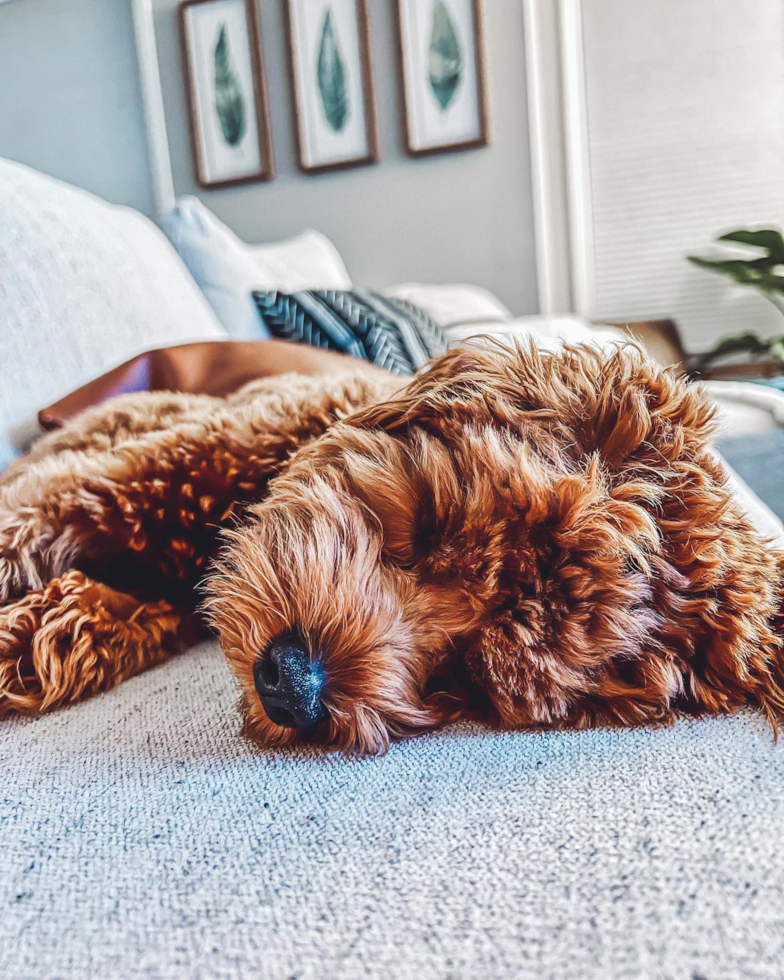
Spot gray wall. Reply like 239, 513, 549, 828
154, 0, 538, 314
0, 0, 538, 316
0, 0, 154, 214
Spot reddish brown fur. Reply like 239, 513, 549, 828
2, 343, 784, 753
0, 570, 183, 716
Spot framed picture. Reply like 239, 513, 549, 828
397, 0, 489, 156
286, 0, 379, 174
179, 0, 274, 188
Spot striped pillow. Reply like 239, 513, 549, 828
252, 289, 447, 375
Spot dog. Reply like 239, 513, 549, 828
2, 342, 784, 754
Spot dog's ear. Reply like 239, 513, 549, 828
352, 341, 716, 471
339, 428, 460, 567
340, 440, 421, 564
345, 347, 502, 437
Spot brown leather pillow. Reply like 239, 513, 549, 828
38, 340, 388, 430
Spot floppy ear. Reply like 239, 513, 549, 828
345, 347, 502, 437
353, 340, 717, 472
339, 428, 461, 568
340, 440, 422, 565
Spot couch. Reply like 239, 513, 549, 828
2, 158, 784, 979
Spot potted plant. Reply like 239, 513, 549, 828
688, 229, 784, 372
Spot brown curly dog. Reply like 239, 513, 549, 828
2, 342, 784, 754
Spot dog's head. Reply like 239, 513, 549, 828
206, 342, 715, 753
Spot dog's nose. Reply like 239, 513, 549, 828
254, 633, 328, 729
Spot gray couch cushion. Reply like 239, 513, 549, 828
2, 641, 783, 977
720, 429, 784, 521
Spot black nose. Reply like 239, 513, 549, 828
254, 632, 328, 729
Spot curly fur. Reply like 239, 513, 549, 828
2, 343, 784, 754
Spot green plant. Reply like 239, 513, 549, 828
688, 229, 784, 370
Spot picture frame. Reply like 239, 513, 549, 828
286, 0, 379, 174
396, 0, 489, 157
179, 0, 274, 189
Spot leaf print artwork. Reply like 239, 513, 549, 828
214, 23, 247, 147
428, 1, 463, 111
317, 8, 350, 132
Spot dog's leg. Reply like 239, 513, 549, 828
0, 373, 387, 603
0, 569, 186, 717
0, 427, 279, 601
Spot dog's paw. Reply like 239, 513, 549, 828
0, 555, 33, 604
0, 513, 79, 603
0, 571, 183, 717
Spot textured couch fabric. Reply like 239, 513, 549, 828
0, 159, 225, 465
2, 640, 784, 979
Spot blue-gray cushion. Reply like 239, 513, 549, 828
718, 430, 784, 521
253, 289, 447, 375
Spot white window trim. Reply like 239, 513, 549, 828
132, 0, 176, 222
522, 0, 594, 317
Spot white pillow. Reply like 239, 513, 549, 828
164, 197, 353, 339
445, 313, 628, 351
382, 283, 513, 329
0, 159, 226, 467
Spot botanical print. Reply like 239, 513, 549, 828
398, 0, 487, 154
213, 23, 247, 147
428, 1, 463, 111
181, 0, 272, 187
288, 0, 377, 172
317, 9, 350, 132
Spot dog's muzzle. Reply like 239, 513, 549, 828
253, 632, 328, 729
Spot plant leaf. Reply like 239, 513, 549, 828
687, 255, 784, 289
687, 255, 769, 286
317, 9, 349, 132
214, 23, 247, 147
691, 332, 769, 371
718, 229, 784, 262
428, 1, 463, 110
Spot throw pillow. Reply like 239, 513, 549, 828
164, 197, 353, 339
252, 290, 447, 375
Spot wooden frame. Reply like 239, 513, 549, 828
396, 0, 490, 158
285, 0, 379, 175
179, 0, 274, 189
133, 0, 565, 309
